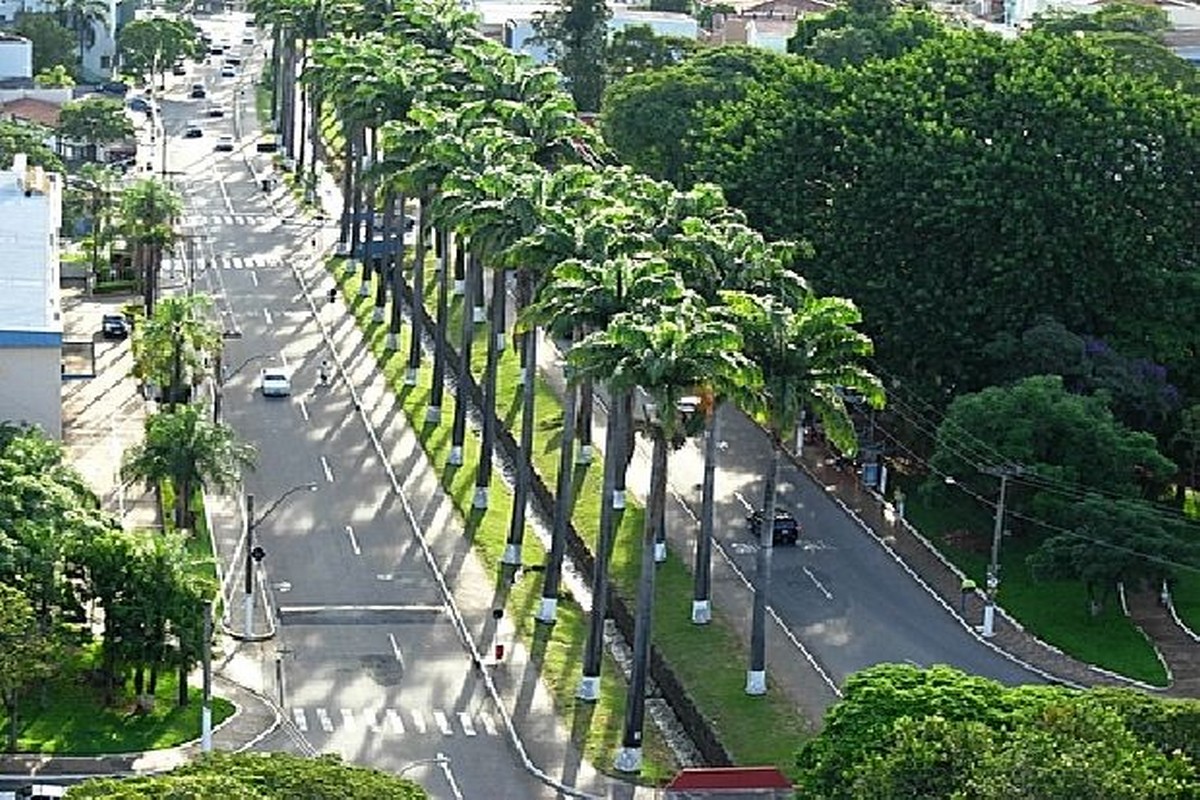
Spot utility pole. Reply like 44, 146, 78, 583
201, 599, 213, 752
981, 465, 1021, 637
244, 493, 255, 638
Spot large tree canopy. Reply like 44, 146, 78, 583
602, 25, 1200, 409
795, 664, 1200, 800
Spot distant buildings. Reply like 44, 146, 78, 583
0, 152, 64, 438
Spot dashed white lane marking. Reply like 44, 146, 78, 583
298, 399, 309, 421
250, 270, 259, 287
316, 708, 333, 732
344, 524, 361, 555
733, 490, 754, 513
433, 710, 452, 735
803, 565, 834, 600
263, 308, 272, 325
388, 632, 404, 667
320, 456, 334, 482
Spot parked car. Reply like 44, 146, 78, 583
224, 55, 242, 66
128, 97, 151, 113
747, 508, 802, 546
215, 134, 235, 151
259, 368, 291, 397
241, 33, 255, 45
101, 314, 129, 339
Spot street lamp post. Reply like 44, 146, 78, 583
981, 465, 1021, 638
201, 599, 213, 751
241, 484, 318, 638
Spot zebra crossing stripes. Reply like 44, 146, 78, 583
289, 707, 497, 738
183, 213, 275, 227
163, 255, 282, 271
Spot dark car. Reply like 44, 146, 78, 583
190, 83, 207, 99
172, 61, 187, 75
128, 97, 151, 113
101, 314, 129, 339
747, 508, 801, 546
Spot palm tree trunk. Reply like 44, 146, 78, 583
405, 196, 429, 384
578, 386, 625, 700
448, 248, 476, 467
576, 375, 594, 464
361, 129, 378, 299
386, 191, 405, 350
471, 253, 485, 323
503, 325, 538, 565
349, 125, 366, 284
615, 425, 667, 773
4, 692, 17, 752
474, 264, 504, 509
369, 181, 387, 320
453, 237, 465, 295
427, 229, 450, 424
615, 391, 634, 508
296, 40, 309, 177
747, 437, 780, 695
338, 121, 353, 250
692, 403, 719, 624
536, 359, 578, 624
270, 25, 282, 126
177, 660, 188, 707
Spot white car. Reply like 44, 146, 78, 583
220, 65, 237, 78
215, 134, 235, 151
260, 368, 291, 397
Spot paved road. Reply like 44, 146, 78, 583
168, 12, 559, 799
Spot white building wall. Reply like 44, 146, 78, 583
0, 36, 32, 79
0, 0, 119, 78
0, 153, 63, 439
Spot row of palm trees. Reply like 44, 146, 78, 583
250, 0, 884, 772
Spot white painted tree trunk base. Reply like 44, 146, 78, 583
576, 675, 600, 702
403, 367, 417, 386
473, 306, 486, 323
654, 541, 667, 563
453, 280, 465, 296
518, 367, 526, 384
473, 486, 488, 509
495, 333, 506, 351
501, 543, 522, 565
358, 281, 371, 298
691, 599, 712, 625
242, 592, 254, 639
385, 332, 397, 350
614, 746, 642, 774
576, 444, 593, 465
981, 603, 996, 637
372, 306, 385, 323
745, 669, 767, 695
535, 596, 557, 624
448, 445, 463, 466
335, 241, 350, 257
613, 490, 626, 510
425, 406, 441, 424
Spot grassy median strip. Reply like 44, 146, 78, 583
333, 258, 809, 779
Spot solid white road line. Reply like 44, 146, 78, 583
263, 308, 272, 325
278, 604, 444, 613
320, 456, 334, 482
438, 751, 465, 800
344, 524, 361, 555
298, 399, 309, 421
388, 632, 405, 667
733, 490, 754, 513
803, 565, 834, 600
250, 271, 259, 287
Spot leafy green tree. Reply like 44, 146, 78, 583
34, 64, 75, 87
1032, 1, 1169, 36
117, 18, 204, 88
533, 0, 611, 112
1028, 495, 1199, 615
121, 406, 256, 529
788, 0, 947, 66
926, 375, 1177, 517
0, 583, 59, 752
70, 752, 427, 798
606, 24, 696, 83
570, 290, 752, 772
0, 120, 63, 172
130, 294, 220, 413
15, 14, 76, 75
58, 97, 134, 162
118, 178, 182, 315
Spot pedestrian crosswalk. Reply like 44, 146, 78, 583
289, 706, 499, 738
161, 255, 283, 271
182, 213, 277, 227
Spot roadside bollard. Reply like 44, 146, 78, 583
960, 578, 977, 614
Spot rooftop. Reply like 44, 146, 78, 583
0, 156, 62, 334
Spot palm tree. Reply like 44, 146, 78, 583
725, 289, 884, 695
131, 294, 221, 413
118, 178, 181, 317
569, 293, 753, 772
121, 405, 256, 530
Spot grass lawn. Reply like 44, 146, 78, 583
0, 643, 234, 754
901, 475, 1168, 686
333, 257, 810, 783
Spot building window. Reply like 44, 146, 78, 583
100, 55, 111, 69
